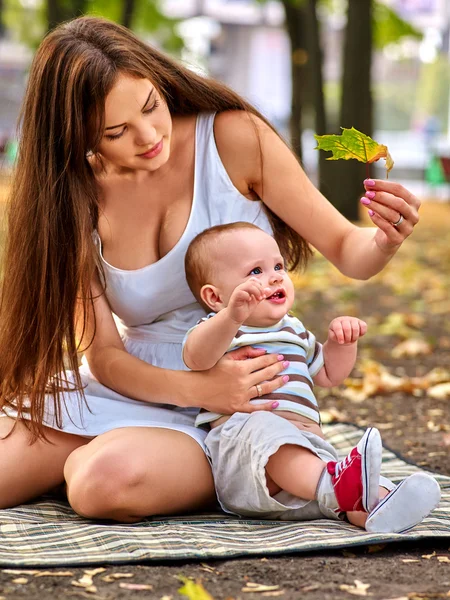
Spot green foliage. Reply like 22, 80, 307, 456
373, 1, 422, 49
5, 0, 182, 53
5, 0, 46, 48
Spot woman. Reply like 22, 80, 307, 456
0, 17, 419, 522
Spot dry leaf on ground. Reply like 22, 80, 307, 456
242, 582, 281, 593
391, 338, 432, 358
34, 571, 74, 577
119, 582, 153, 590
101, 573, 134, 582
340, 579, 371, 596
341, 361, 450, 402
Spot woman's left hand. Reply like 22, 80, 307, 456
361, 179, 420, 253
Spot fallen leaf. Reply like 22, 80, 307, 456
35, 571, 74, 577
437, 556, 450, 563
199, 563, 221, 575
428, 383, 450, 400
2, 569, 41, 575
12, 577, 28, 584
84, 568, 106, 577
401, 559, 420, 563
119, 583, 153, 590
340, 580, 371, 596
320, 407, 348, 424
421, 551, 436, 559
341, 361, 450, 402
71, 567, 106, 594
242, 583, 280, 593
391, 338, 432, 358
177, 577, 214, 600
262, 592, 284, 598
71, 582, 98, 594
101, 573, 134, 582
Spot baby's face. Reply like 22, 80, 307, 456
207, 228, 295, 327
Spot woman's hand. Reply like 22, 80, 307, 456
361, 179, 420, 253
185, 347, 289, 414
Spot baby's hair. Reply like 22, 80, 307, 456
185, 222, 263, 309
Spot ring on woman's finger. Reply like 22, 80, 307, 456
255, 383, 263, 397
392, 214, 404, 227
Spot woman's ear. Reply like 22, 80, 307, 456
200, 284, 224, 312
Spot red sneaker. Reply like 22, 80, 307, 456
327, 427, 382, 513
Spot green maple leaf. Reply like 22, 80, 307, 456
314, 127, 394, 176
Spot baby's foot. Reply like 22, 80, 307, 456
318, 427, 382, 513
365, 472, 441, 533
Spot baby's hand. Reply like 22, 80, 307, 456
227, 278, 271, 324
328, 317, 367, 345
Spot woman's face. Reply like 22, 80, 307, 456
96, 73, 172, 173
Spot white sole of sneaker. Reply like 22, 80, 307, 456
365, 472, 441, 534
360, 427, 382, 513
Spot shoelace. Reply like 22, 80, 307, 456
335, 452, 356, 477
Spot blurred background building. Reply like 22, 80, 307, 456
1, 0, 450, 207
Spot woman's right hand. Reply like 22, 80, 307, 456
185, 347, 289, 414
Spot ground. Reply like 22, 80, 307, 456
0, 192, 449, 600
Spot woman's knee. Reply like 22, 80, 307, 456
64, 441, 148, 519
64, 428, 215, 521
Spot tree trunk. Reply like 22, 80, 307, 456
305, 0, 331, 192
281, 0, 308, 162
47, 0, 63, 31
331, 0, 373, 220
72, 0, 86, 18
121, 0, 136, 29
47, 0, 87, 31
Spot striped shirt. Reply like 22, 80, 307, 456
182, 314, 324, 427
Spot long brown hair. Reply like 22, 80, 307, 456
0, 16, 311, 440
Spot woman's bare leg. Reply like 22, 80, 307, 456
0, 417, 89, 508
64, 427, 216, 523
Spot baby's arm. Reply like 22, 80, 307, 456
183, 278, 270, 371
313, 317, 367, 387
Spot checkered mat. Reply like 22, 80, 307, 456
1, 423, 449, 566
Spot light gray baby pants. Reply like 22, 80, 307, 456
204, 411, 344, 521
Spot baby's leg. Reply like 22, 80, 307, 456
266, 445, 327, 500
267, 427, 382, 516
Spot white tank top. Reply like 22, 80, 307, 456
94, 112, 273, 353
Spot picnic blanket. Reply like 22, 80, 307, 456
0, 423, 448, 567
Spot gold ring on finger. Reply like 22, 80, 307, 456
255, 384, 263, 398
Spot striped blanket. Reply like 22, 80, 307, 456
0, 423, 448, 567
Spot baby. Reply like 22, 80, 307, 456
182, 222, 440, 532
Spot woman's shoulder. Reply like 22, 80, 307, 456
213, 110, 273, 188
213, 110, 270, 149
